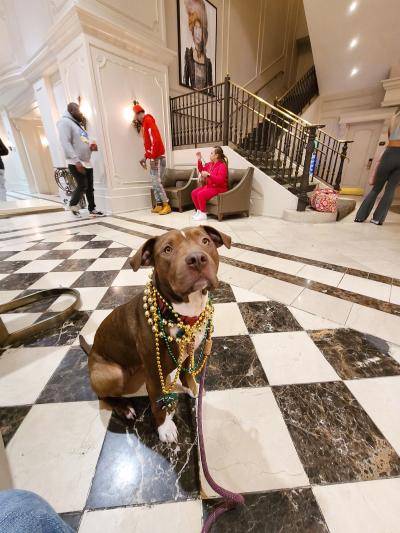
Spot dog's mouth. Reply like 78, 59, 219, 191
170, 266, 219, 299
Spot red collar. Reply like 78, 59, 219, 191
157, 295, 199, 326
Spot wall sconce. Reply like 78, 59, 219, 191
123, 105, 134, 123
40, 135, 49, 148
77, 95, 91, 129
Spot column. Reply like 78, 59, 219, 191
33, 78, 65, 167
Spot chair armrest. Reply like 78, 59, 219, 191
217, 169, 253, 211
176, 169, 196, 191
162, 168, 195, 188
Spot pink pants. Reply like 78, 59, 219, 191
191, 186, 225, 212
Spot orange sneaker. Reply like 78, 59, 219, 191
159, 203, 172, 215
151, 204, 163, 213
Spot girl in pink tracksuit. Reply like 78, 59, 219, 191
192, 146, 228, 220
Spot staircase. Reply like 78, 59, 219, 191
170, 73, 351, 212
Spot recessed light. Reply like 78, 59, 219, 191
349, 1, 358, 13
350, 67, 359, 77
349, 37, 359, 49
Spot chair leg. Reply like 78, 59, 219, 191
218, 213, 223, 221
179, 207, 183, 213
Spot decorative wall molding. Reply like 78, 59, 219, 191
90, 46, 169, 189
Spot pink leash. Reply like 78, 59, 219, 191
197, 362, 245, 532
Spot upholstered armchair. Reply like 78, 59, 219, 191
206, 167, 254, 221
151, 168, 196, 212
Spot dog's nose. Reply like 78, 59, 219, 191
186, 252, 208, 270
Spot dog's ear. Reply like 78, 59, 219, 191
130, 237, 157, 271
202, 225, 232, 249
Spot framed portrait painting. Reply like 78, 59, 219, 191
177, 0, 217, 90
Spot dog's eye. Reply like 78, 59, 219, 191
164, 245, 172, 254
202, 238, 210, 245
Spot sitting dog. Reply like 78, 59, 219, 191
80, 225, 231, 443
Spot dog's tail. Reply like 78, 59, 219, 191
79, 335, 92, 355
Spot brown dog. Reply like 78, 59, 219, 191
80, 225, 231, 442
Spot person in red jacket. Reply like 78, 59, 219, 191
133, 104, 171, 215
192, 146, 229, 220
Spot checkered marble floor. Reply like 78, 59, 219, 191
1, 228, 400, 532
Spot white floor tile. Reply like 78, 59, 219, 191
0, 290, 23, 304
313, 478, 400, 533
231, 285, 269, 302
288, 307, 341, 330
297, 265, 344, 286
339, 274, 391, 302
78, 309, 113, 344
49, 287, 108, 312
291, 289, 353, 324
346, 376, 400, 456
252, 331, 340, 385
69, 248, 106, 260
14, 259, 63, 273
0, 346, 68, 406
4, 250, 46, 261
213, 302, 248, 336
78, 500, 202, 533
87, 257, 127, 271
28, 271, 83, 290
112, 268, 151, 287
54, 240, 86, 250
1, 312, 42, 334
0, 242, 35, 252
219, 264, 264, 290
346, 304, 400, 345
251, 276, 303, 306
390, 285, 400, 305
6, 402, 110, 513
200, 387, 308, 496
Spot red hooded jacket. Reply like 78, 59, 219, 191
142, 114, 165, 160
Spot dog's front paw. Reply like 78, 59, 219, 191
158, 416, 178, 443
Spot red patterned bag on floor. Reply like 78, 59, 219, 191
310, 186, 338, 213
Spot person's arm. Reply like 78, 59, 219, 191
208, 162, 228, 188
58, 121, 79, 163
0, 138, 8, 157
143, 116, 159, 160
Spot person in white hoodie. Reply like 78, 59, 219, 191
57, 102, 104, 217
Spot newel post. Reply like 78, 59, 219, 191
223, 75, 231, 145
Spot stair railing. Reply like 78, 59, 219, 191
276, 65, 319, 115
170, 76, 351, 210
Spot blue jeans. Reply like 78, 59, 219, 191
0, 490, 75, 533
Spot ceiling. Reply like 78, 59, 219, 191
304, 0, 400, 96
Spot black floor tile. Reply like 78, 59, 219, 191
210, 281, 236, 304
21, 311, 91, 348
36, 347, 97, 403
273, 381, 400, 484
97, 286, 143, 309
202, 488, 329, 532
86, 397, 199, 509
203, 335, 268, 390
0, 405, 32, 446
0, 273, 44, 290
309, 329, 400, 379
72, 271, 119, 288
100, 247, 132, 258
239, 301, 302, 334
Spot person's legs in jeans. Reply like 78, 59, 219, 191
68, 164, 88, 208
150, 158, 168, 204
0, 489, 74, 533
355, 148, 396, 221
0, 169, 6, 202
372, 170, 400, 223
84, 168, 96, 212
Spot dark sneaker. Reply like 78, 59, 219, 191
370, 219, 382, 225
89, 210, 105, 218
